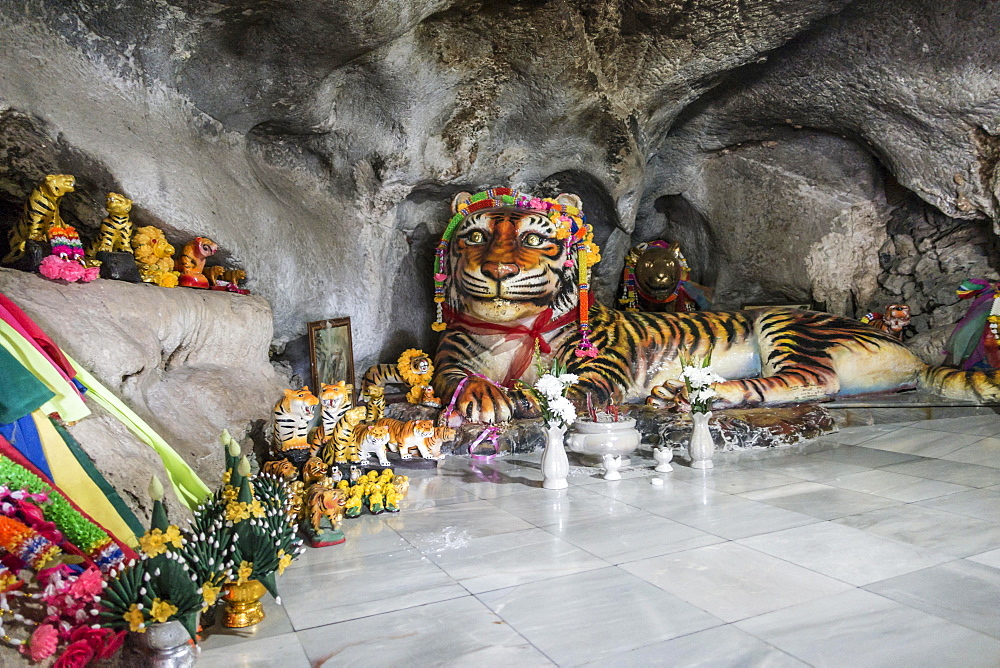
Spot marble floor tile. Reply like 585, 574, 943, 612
805, 444, 922, 468
199, 593, 294, 650
543, 510, 724, 565
395, 474, 479, 509
437, 463, 546, 499
866, 560, 1000, 639
858, 426, 982, 458
741, 455, 871, 481
658, 493, 821, 541
477, 567, 721, 666
909, 414, 1000, 437
622, 542, 852, 623
968, 547, 1000, 569
421, 527, 608, 594
279, 547, 466, 630
737, 521, 953, 586
822, 469, 971, 502
583, 623, 806, 667
670, 467, 805, 495
824, 423, 909, 445
739, 481, 901, 520
286, 515, 409, 571
835, 505, 1000, 558
736, 588, 1000, 667
198, 632, 311, 668
917, 486, 1000, 522
880, 457, 1000, 487
585, 475, 726, 511
297, 595, 553, 666
941, 436, 1000, 468
384, 500, 534, 550
486, 485, 643, 527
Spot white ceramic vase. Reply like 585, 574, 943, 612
601, 454, 622, 481
688, 411, 715, 470
541, 423, 569, 489
653, 445, 674, 472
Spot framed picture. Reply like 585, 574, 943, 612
307, 318, 355, 402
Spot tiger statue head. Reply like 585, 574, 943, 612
40, 174, 75, 200
275, 387, 319, 420
397, 349, 433, 385
632, 242, 686, 301
319, 381, 353, 411
446, 190, 585, 324
301, 456, 329, 486
364, 425, 391, 445
105, 192, 133, 216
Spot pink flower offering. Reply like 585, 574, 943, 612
28, 623, 59, 661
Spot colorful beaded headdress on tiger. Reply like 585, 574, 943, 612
432, 187, 601, 358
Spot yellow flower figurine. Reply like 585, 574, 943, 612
163, 525, 184, 549
249, 499, 266, 518
236, 560, 253, 585
139, 529, 167, 557
277, 549, 293, 575
201, 582, 221, 609
150, 598, 178, 624
124, 604, 145, 632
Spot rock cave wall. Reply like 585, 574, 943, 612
1, 0, 999, 490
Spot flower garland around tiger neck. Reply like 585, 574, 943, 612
431, 187, 601, 358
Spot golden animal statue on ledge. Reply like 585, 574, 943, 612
3, 174, 76, 266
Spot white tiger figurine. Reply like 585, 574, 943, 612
355, 425, 392, 467
272, 387, 319, 453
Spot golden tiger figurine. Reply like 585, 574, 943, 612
272, 387, 319, 454
205, 265, 249, 293
362, 349, 441, 406
86, 192, 134, 261
3, 174, 75, 266
301, 456, 329, 486
309, 381, 354, 450
318, 405, 367, 466
132, 225, 179, 287
175, 237, 219, 288
432, 187, 1000, 422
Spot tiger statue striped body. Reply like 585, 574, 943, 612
271, 387, 319, 453
309, 381, 354, 449
355, 425, 392, 467
86, 192, 134, 260
363, 385, 385, 422
374, 419, 438, 459
3, 174, 76, 265
318, 406, 367, 465
433, 189, 1000, 423
362, 349, 441, 406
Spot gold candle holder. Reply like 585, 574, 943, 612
221, 580, 266, 628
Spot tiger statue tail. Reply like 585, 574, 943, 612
918, 366, 1000, 403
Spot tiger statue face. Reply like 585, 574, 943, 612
412, 420, 436, 438
191, 237, 219, 259
447, 191, 583, 324
40, 174, 75, 199
883, 304, 911, 333
262, 459, 298, 481
319, 381, 353, 411
364, 425, 391, 445
276, 387, 319, 419
105, 192, 133, 215
411, 355, 431, 375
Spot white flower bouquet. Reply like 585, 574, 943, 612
679, 351, 725, 414
519, 361, 579, 428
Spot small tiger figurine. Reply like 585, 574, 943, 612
376, 419, 438, 459
362, 349, 441, 406
363, 385, 385, 423
421, 426, 457, 459
271, 387, 319, 453
86, 192, 134, 261
3, 174, 76, 266
319, 405, 367, 465
355, 425, 392, 467
301, 456, 329, 486
309, 381, 354, 450
261, 459, 298, 481
861, 304, 911, 341
205, 265, 248, 292
175, 237, 219, 288
304, 479, 347, 534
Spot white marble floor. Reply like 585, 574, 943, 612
199, 415, 1000, 667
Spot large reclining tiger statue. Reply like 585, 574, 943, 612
432, 188, 1000, 423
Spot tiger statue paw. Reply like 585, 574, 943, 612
453, 376, 514, 424
646, 380, 687, 410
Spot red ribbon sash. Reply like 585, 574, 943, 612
442, 305, 577, 386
